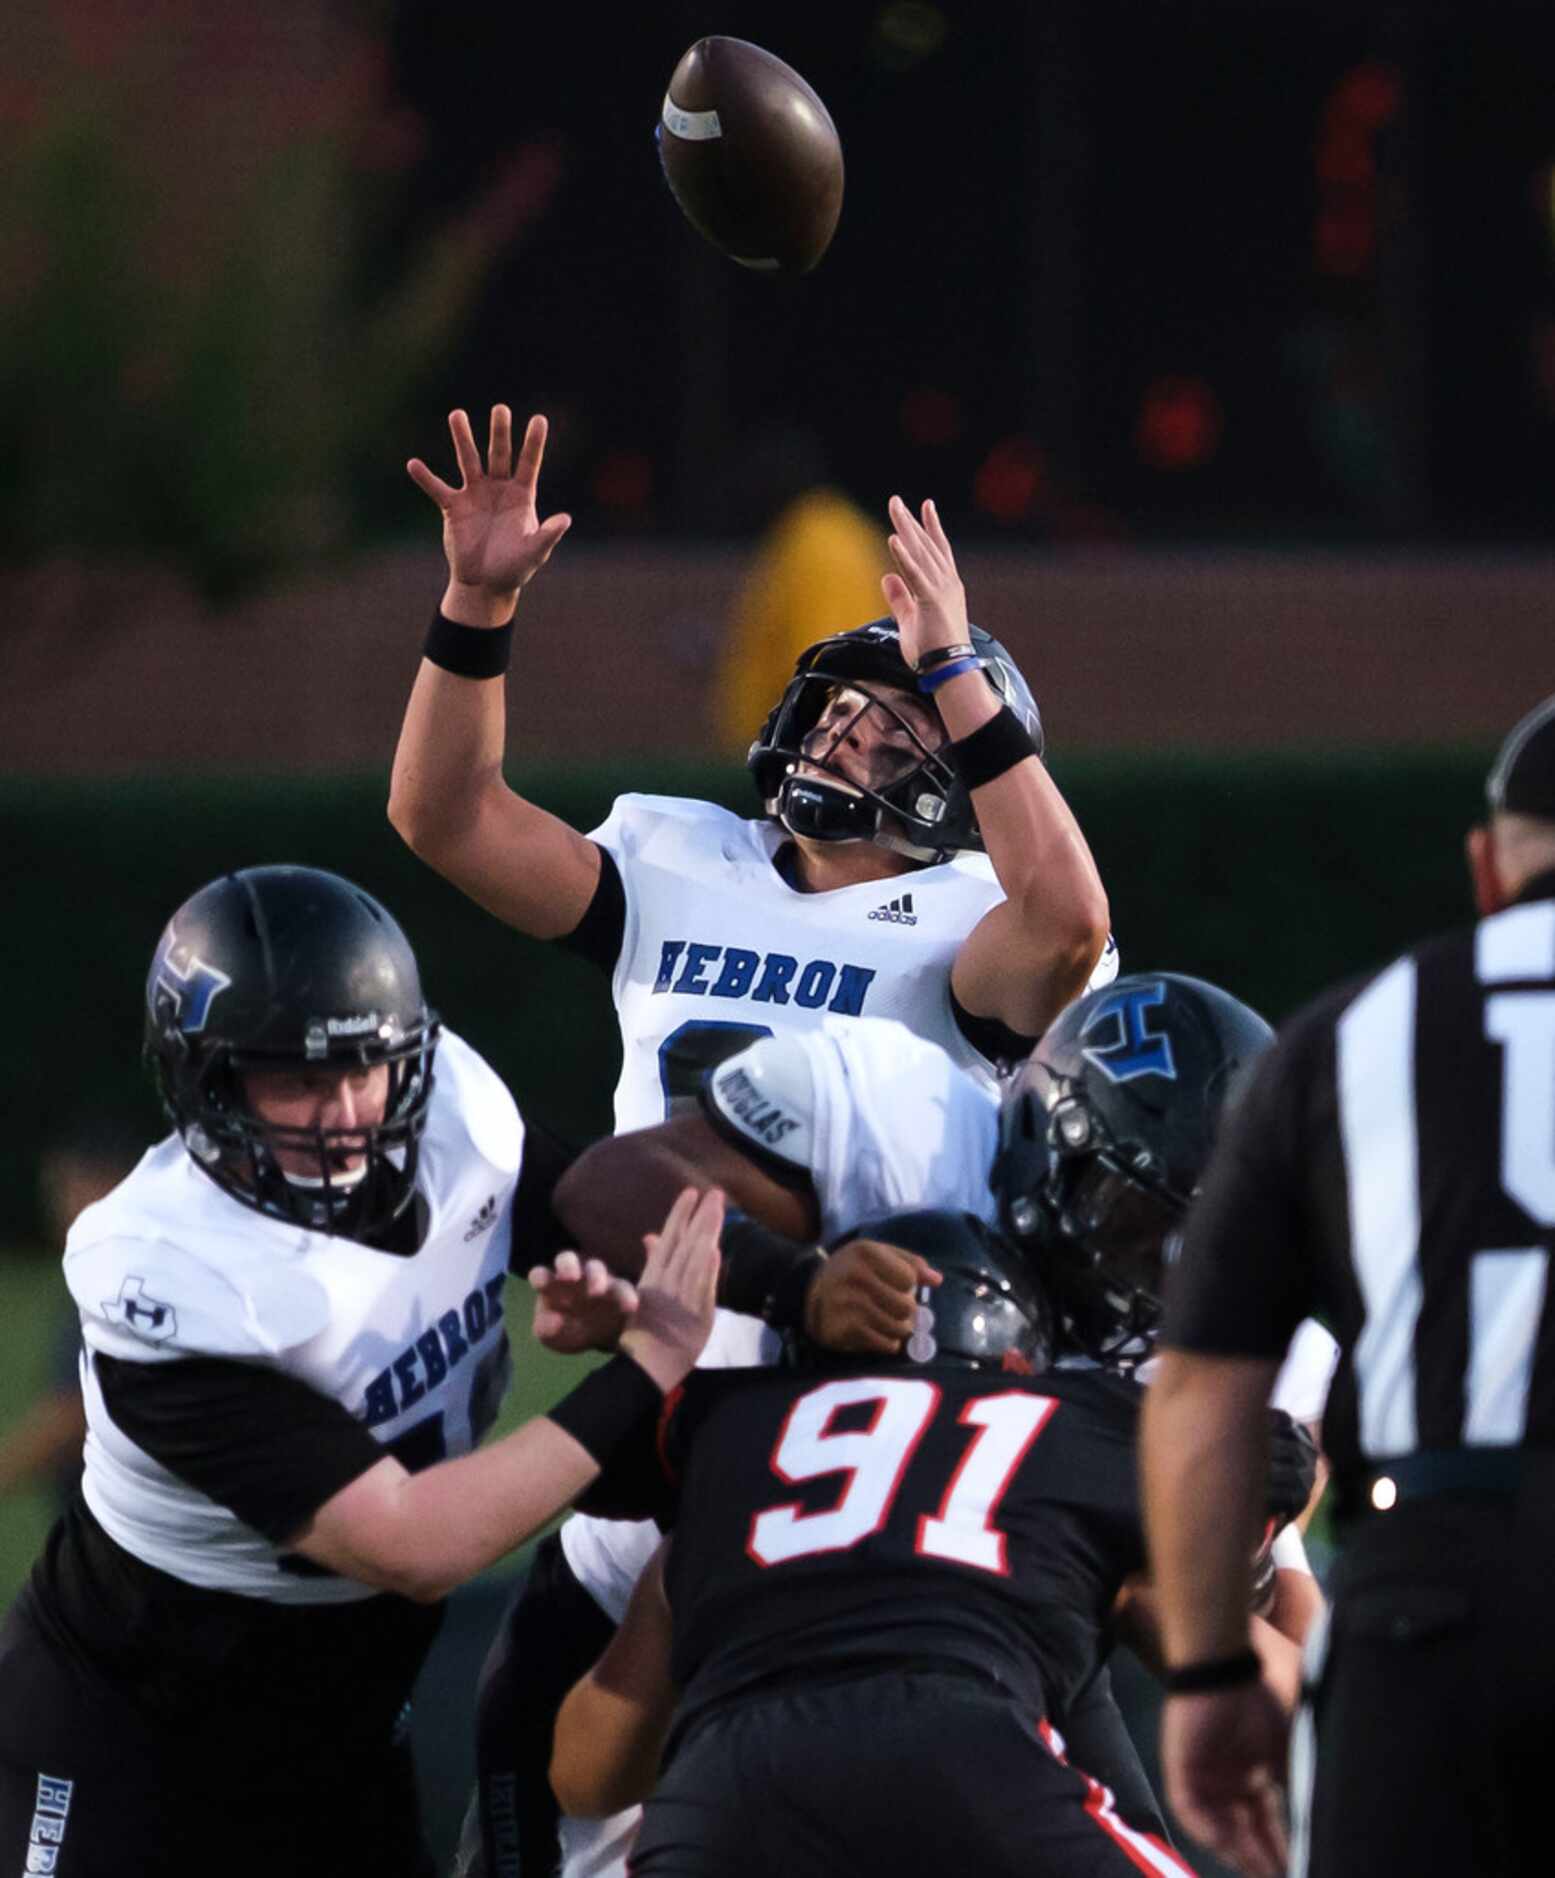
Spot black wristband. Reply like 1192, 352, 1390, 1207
717, 1210, 826, 1330
423, 609, 514, 680
914, 641, 976, 674
951, 705, 1040, 791
1163, 1649, 1261, 1696
545, 1352, 664, 1468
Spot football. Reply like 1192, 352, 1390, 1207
656, 37, 844, 274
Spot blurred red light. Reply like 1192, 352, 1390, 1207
1134, 377, 1222, 471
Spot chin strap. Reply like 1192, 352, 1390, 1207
770, 779, 952, 866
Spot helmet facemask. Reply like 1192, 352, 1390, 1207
747, 619, 1043, 864
1029, 1090, 1186, 1362
159, 1024, 438, 1241
766, 673, 959, 860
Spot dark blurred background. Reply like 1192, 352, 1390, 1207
6, 0, 1555, 580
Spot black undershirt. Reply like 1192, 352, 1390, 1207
97, 1352, 387, 1546
554, 837, 1034, 1066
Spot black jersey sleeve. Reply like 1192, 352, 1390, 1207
573, 1380, 692, 1526
510, 1115, 585, 1269
948, 984, 1037, 1073
552, 843, 626, 972
94, 1351, 388, 1544
1162, 1012, 1325, 1359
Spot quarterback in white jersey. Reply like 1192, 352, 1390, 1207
0, 867, 721, 1878
392, 405, 1114, 1110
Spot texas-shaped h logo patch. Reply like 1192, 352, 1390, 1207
1079, 982, 1177, 1084
101, 1275, 178, 1345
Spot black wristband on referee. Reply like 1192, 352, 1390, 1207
423, 610, 515, 680
951, 705, 1040, 791
545, 1352, 663, 1468
1163, 1649, 1261, 1696
717, 1210, 826, 1330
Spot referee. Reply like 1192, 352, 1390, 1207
1140, 694, 1555, 1878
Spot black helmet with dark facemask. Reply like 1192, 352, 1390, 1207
748, 618, 1043, 863
992, 973, 1274, 1364
144, 866, 439, 1241
788, 1209, 1055, 1376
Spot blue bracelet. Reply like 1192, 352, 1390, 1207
918, 656, 983, 694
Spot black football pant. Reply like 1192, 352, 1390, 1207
458, 1536, 1167, 1878
460, 1532, 617, 1877
631, 1667, 1195, 1878
1294, 1492, 1555, 1877
0, 1597, 435, 1878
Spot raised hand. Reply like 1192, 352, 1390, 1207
805, 1237, 943, 1354
881, 494, 971, 670
620, 1187, 725, 1391
407, 406, 571, 604
528, 1250, 638, 1356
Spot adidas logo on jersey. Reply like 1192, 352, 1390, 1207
463, 1194, 499, 1242
868, 893, 918, 926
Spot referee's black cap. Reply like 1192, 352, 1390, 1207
1487, 695, 1555, 820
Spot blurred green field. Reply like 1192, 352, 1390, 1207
0, 1249, 593, 1609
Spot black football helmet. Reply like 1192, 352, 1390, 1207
144, 866, 440, 1239
798, 1209, 1055, 1374
748, 618, 1043, 862
992, 973, 1274, 1363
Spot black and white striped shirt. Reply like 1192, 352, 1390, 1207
1163, 869, 1555, 1482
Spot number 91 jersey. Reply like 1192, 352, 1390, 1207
604, 1361, 1147, 1729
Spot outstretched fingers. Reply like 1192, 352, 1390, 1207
487, 403, 514, 480
405, 457, 457, 508
447, 408, 484, 490
514, 412, 551, 498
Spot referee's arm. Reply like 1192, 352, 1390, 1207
1139, 1032, 1317, 1875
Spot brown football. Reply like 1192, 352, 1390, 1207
656, 37, 844, 275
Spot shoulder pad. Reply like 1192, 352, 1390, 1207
66, 1234, 331, 1362
433, 1029, 523, 1174
703, 1033, 818, 1173
587, 793, 747, 855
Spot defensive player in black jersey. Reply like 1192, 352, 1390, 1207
550, 1209, 1258, 1878
508, 974, 1325, 1877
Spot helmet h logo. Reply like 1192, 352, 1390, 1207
152, 942, 232, 1035
1080, 982, 1177, 1084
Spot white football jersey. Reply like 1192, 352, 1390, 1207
589, 793, 1118, 1130
703, 1019, 1339, 1422
65, 1029, 524, 1603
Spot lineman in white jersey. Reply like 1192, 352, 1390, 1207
390, 407, 1115, 1878
0, 867, 721, 1878
541, 975, 1335, 1873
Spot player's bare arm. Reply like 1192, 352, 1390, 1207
389, 404, 601, 938
284, 1189, 721, 1601
1141, 1347, 1291, 1876
554, 1112, 821, 1279
552, 1113, 933, 1354
882, 495, 1109, 1037
551, 1539, 678, 1818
